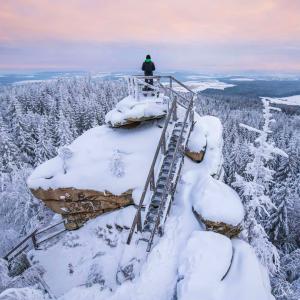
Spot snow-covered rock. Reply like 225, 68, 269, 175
187, 115, 223, 176
105, 95, 167, 127
177, 231, 233, 299
27, 123, 164, 228
217, 239, 275, 300
190, 169, 244, 236
177, 233, 274, 300
192, 171, 244, 226
27, 107, 223, 229
28, 124, 162, 198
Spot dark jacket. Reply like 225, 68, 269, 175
142, 61, 155, 76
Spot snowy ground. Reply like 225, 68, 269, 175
229, 77, 255, 81
23, 147, 273, 300
7, 95, 274, 300
17, 110, 274, 300
266, 95, 300, 106
163, 80, 234, 93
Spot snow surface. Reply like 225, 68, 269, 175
24, 101, 273, 300
177, 235, 274, 300
230, 77, 255, 81
216, 239, 275, 300
13, 79, 54, 85
29, 207, 136, 297
105, 95, 167, 126
0, 287, 49, 300
177, 231, 233, 299
27, 157, 272, 300
167, 80, 234, 93
266, 95, 300, 106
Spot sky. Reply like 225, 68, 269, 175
0, 0, 300, 73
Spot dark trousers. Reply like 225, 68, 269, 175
144, 77, 153, 91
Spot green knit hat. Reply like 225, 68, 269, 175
145, 54, 151, 62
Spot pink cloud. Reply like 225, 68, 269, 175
1, 0, 300, 43
0, 0, 299, 71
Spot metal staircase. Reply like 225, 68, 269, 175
126, 75, 196, 252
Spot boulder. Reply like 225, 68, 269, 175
30, 187, 133, 230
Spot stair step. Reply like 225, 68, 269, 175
157, 183, 165, 189
139, 237, 150, 243
157, 179, 167, 185
175, 123, 183, 127
148, 206, 159, 213
150, 201, 161, 208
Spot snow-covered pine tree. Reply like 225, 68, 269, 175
34, 119, 56, 166
10, 98, 35, 165
0, 116, 20, 173
233, 98, 288, 274
56, 110, 74, 147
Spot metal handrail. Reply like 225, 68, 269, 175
158, 83, 190, 109
133, 75, 196, 95
126, 76, 195, 245
3, 220, 66, 261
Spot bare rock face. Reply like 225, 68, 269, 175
185, 148, 205, 163
31, 188, 133, 230
192, 208, 242, 238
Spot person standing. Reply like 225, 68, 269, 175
142, 54, 155, 88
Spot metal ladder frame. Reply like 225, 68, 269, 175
126, 75, 196, 248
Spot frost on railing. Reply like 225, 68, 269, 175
125, 76, 160, 100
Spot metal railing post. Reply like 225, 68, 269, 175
173, 97, 178, 121
137, 211, 142, 232
31, 232, 38, 250
161, 134, 166, 155
150, 170, 156, 191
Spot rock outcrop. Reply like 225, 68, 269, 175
31, 188, 133, 230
